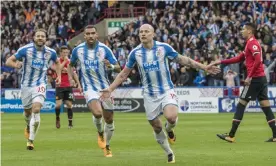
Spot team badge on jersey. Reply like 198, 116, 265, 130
44, 52, 51, 59
157, 48, 163, 57
252, 45, 258, 50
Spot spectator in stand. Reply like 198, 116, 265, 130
128, 68, 141, 86
176, 66, 189, 86
1, 71, 16, 88
1, 1, 276, 87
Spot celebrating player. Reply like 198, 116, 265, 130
213, 23, 276, 142
100, 24, 221, 163
55, 46, 81, 129
67, 25, 121, 157
5, 29, 61, 150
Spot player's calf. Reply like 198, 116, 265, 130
165, 118, 178, 145
261, 106, 276, 139
67, 108, 73, 128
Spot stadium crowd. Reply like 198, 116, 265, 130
1, 1, 276, 89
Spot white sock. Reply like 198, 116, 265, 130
93, 116, 103, 133
165, 117, 178, 132
29, 113, 41, 141
104, 122, 115, 146
24, 114, 31, 126
154, 130, 173, 155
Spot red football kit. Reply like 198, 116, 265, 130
59, 58, 71, 88
221, 36, 265, 78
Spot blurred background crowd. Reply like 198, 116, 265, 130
1, 1, 276, 89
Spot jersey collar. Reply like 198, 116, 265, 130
247, 36, 255, 42
85, 41, 99, 49
142, 40, 157, 50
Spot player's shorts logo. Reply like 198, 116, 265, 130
180, 100, 189, 112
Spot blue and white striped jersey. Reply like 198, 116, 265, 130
126, 41, 178, 97
14, 43, 58, 87
70, 41, 117, 92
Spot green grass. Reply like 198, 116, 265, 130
1, 113, 276, 166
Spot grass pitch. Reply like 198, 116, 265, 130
1, 113, 275, 166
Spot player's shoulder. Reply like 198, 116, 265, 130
74, 42, 86, 49
98, 41, 108, 48
18, 43, 34, 51
247, 37, 260, 46
155, 41, 171, 47
72, 42, 86, 52
98, 41, 112, 51
129, 44, 143, 56
45, 46, 57, 54
155, 41, 173, 49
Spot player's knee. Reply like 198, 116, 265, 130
32, 104, 42, 113
259, 100, 270, 107
104, 117, 113, 124
151, 122, 162, 133
66, 103, 73, 109
24, 109, 32, 116
239, 99, 248, 106
93, 113, 102, 119
166, 116, 177, 124
55, 103, 62, 109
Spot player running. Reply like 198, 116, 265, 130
54, 46, 81, 129
213, 23, 276, 143
5, 28, 61, 150
100, 24, 221, 163
67, 25, 121, 157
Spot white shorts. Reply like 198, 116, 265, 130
143, 89, 179, 120
83, 89, 114, 110
21, 84, 46, 109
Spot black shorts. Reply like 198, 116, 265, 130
56, 87, 74, 101
240, 76, 268, 101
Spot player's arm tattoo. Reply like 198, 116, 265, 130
175, 55, 206, 70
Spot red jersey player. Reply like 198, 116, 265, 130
213, 23, 276, 142
55, 46, 81, 129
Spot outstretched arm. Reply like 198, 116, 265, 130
109, 67, 132, 92
175, 55, 221, 75
175, 55, 208, 70
220, 52, 245, 65
100, 67, 132, 100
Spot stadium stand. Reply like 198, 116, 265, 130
1, 1, 276, 88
